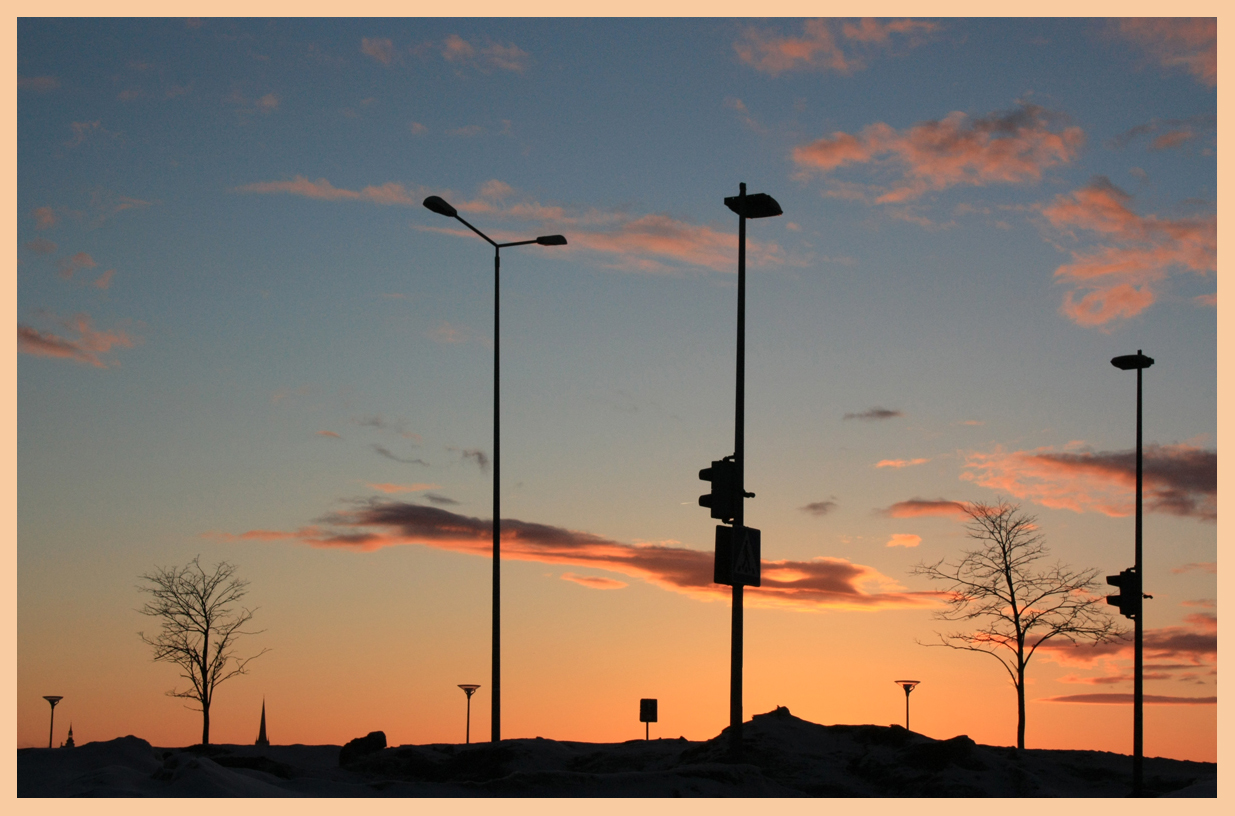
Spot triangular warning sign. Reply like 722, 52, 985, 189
732, 527, 761, 586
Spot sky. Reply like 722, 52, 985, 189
13, 14, 1219, 763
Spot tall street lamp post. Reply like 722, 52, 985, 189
43, 695, 62, 749
721, 183, 781, 757
1111, 349, 1153, 796
423, 195, 566, 742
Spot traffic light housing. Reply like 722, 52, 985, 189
699, 458, 737, 522
1106, 568, 1140, 620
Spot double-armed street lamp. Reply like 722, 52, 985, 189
423, 195, 566, 742
1108, 350, 1154, 796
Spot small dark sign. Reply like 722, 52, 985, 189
639, 698, 657, 723
714, 525, 761, 586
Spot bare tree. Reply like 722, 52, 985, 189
138, 557, 268, 745
911, 501, 1123, 750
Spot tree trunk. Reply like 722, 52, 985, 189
1016, 666, 1026, 750
202, 704, 210, 746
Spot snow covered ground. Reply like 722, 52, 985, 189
17, 707, 1217, 797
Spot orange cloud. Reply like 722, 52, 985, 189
441, 34, 528, 73
1172, 562, 1216, 575
880, 499, 968, 519
1113, 18, 1216, 87
317, 430, 342, 439
93, 269, 115, 290
235, 176, 421, 206
17, 313, 138, 368
793, 104, 1083, 203
1038, 694, 1215, 705
364, 482, 438, 494
57, 252, 98, 280
886, 534, 921, 548
1041, 178, 1215, 327
735, 18, 937, 76
223, 501, 943, 612
23, 238, 57, 256
561, 573, 627, 590
962, 442, 1216, 521
875, 458, 928, 469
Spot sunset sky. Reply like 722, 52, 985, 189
15, 14, 1218, 762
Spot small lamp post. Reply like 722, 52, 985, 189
43, 696, 63, 749
425, 195, 566, 743
458, 684, 480, 745
895, 681, 920, 731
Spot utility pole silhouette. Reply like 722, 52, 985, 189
43, 696, 62, 749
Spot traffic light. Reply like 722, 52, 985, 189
699, 458, 737, 522
1106, 568, 1139, 620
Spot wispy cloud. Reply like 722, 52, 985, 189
227, 89, 279, 114
361, 37, 396, 66
423, 493, 460, 506
428, 321, 471, 344
735, 18, 937, 76
371, 445, 430, 466
442, 34, 529, 73
886, 534, 921, 548
1112, 18, 1216, 87
221, 501, 943, 612
879, 499, 969, 519
353, 414, 421, 441
793, 104, 1083, 205
1107, 115, 1215, 152
452, 447, 489, 473
843, 407, 903, 421
364, 482, 438, 494
1038, 693, 1215, 705
317, 430, 342, 439
56, 252, 98, 280
235, 176, 423, 206
17, 312, 138, 368
22, 238, 57, 256
1041, 177, 1215, 327
561, 572, 627, 590
800, 500, 837, 516
962, 442, 1216, 521
18, 75, 59, 92
1172, 562, 1216, 575
875, 458, 928, 469
31, 206, 58, 229
92, 269, 115, 290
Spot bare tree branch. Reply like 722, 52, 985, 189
910, 500, 1126, 750
137, 556, 269, 745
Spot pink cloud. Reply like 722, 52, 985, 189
428, 322, 469, 344
219, 501, 944, 612
561, 572, 628, 590
441, 35, 528, 72
886, 534, 921, 548
735, 18, 937, 76
1113, 18, 1216, 87
1172, 562, 1216, 575
962, 443, 1216, 521
875, 458, 928, 469
31, 206, 58, 229
361, 37, 396, 66
93, 269, 115, 290
17, 313, 138, 368
317, 430, 342, 439
1041, 178, 1215, 327
364, 482, 438, 494
794, 104, 1083, 204
57, 252, 98, 280
235, 176, 421, 206
880, 499, 969, 519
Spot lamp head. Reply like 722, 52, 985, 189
423, 196, 458, 218
724, 192, 783, 219
536, 235, 567, 246
1111, 351, 1154, 371
895, 680, 920, 694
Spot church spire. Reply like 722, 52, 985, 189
255, 698, 269, 746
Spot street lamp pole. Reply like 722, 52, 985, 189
458, 684, 480, 745
1111, 349, 1153, 796
43, 696, 62, 749
895, 681, 920, 731
424, 195, 566, 743
721, 183, 781, 757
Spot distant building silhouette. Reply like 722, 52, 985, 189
255, 699, 269, 746
62, 724, 75, 748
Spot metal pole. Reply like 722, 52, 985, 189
492, 247, 502, 744
1133, 351, 1144, 795
48, 703, 56, 749
466, 693, 472, 745
729, 182, 747, 758
906, 690, 911, 731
